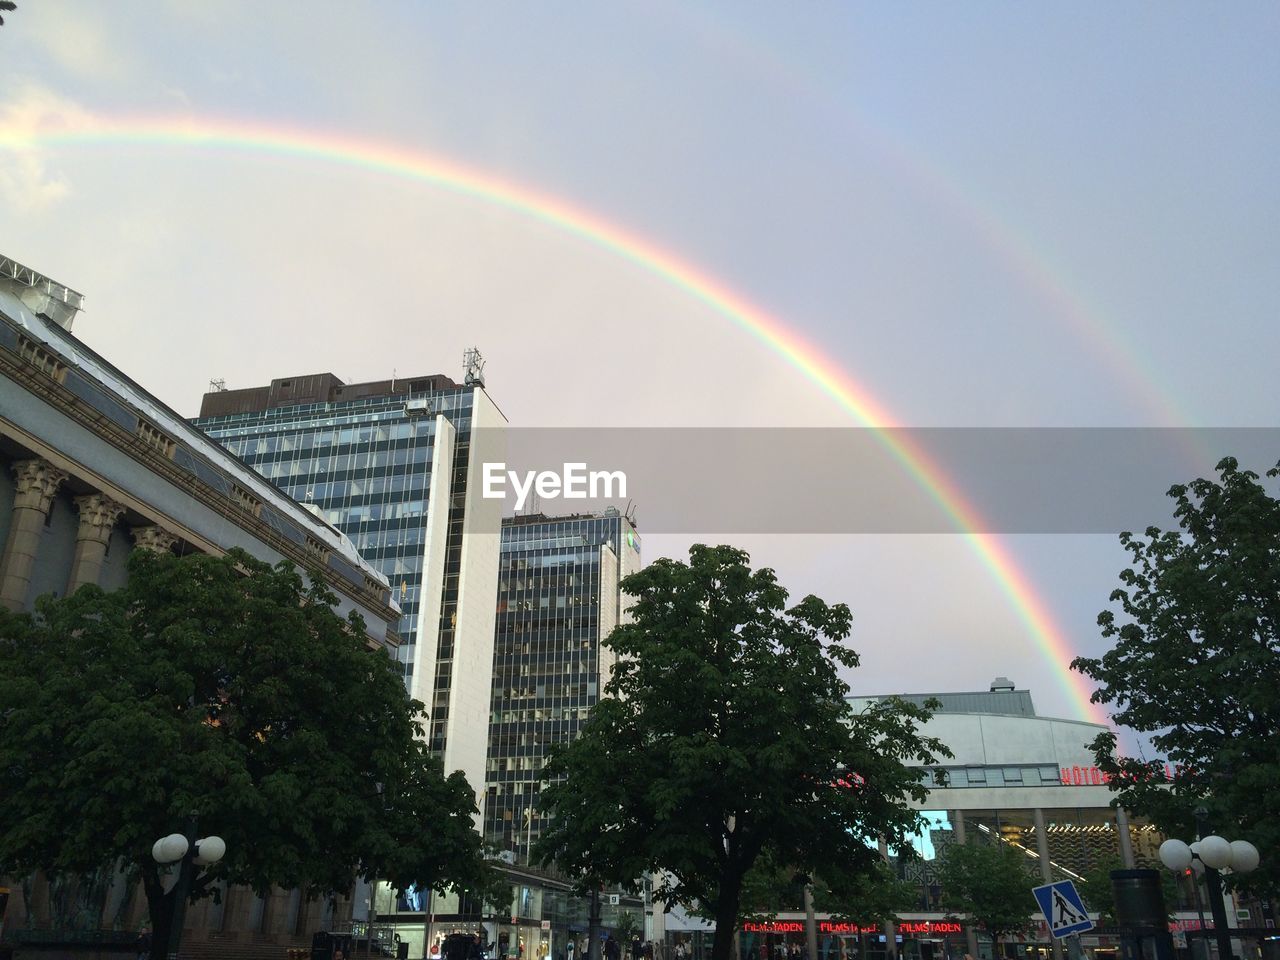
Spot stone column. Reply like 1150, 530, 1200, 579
1115, 807, 1136, 868
131, 524, 178, 554
953, 811, 980, 960
1033, 809, 1063, 960
878, 839, 896, 959
0, 459, 68, 610
67, 493, 126, 594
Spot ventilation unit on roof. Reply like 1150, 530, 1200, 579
1, 254, 86, 331
404, 396, 434, 418
990, 676, 1015, 692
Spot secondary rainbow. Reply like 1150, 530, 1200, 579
0, 113, 1107, 723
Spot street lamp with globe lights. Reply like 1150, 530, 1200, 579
1158, 825, 1259, 960
151, 824, 226, 960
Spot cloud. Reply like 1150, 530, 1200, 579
0, 82, 96, 211
19, 6, 132, 85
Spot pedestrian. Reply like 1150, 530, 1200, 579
135, 928, 152, 960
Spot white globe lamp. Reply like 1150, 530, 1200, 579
1158, 838, 1193, 872
194, 836, 226, 866
1198, 835, 1233, 870
1229, 840, 1260, 874
152, 833, 189, 864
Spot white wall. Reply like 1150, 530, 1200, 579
411, 414, 455, 711
442, 387, 506, 815
918, 711, 1104, 769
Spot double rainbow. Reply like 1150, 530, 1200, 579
0, 113, 1106, 723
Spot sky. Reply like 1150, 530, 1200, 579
2, 2, 1278, 730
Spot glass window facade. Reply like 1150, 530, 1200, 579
193, 387, 476, 700
484, 513, 640, 863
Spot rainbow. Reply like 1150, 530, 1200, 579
667, 3, 1192, 427
0, 112, 1107, 723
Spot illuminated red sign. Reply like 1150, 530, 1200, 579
741, 921, 963, 936
897, 923, 963, 935
1060, 764, 1184, 786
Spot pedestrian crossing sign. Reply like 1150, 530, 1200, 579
1032, 880, 1094, 938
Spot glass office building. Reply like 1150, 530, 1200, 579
193, 370, 506, 794
484, 510, 642, 865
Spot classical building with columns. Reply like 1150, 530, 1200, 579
0, 255, 400, 956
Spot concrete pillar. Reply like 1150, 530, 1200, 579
67, 493, 126, 595
0, 459, 68, 610
953, 811, 980, 960
1115, 808, 1136, 869
1033, 809, 1064, 960
131, 524, 177, 554
878, 839, 896, 959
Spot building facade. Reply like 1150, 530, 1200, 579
193, 366, 507, 797
365, 511, 645, 960
665, 680, 1217, 960
484, 510, 642, 865
0, 255, 400, 957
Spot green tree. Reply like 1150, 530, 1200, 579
614, 909, 642, 949
0, 549, 500, 958
936, 843, 1034, 944
1071, 457, 1280, 896
534, 545, 950, 960
0, 2, 15, 27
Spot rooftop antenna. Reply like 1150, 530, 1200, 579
463, 347, 486, 387
208, 378, 227, 393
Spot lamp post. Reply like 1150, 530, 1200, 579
151, 822, 227, 960
1156, 814, 1259, 960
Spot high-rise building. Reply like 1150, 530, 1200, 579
193, 366, 506, 794
484, 510, 642, 864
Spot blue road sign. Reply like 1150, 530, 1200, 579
1032, 880, 1094, 938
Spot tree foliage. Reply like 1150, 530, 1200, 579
613, 909, 642, 946
534, 545, 950, 960
1071, 457, 1280, 895
0, 549, 498, 955
936, 843, 1034, 943
0, 2, 15, 27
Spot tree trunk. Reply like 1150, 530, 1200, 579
140, 860, 173, 960
711, 872, 744, 960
